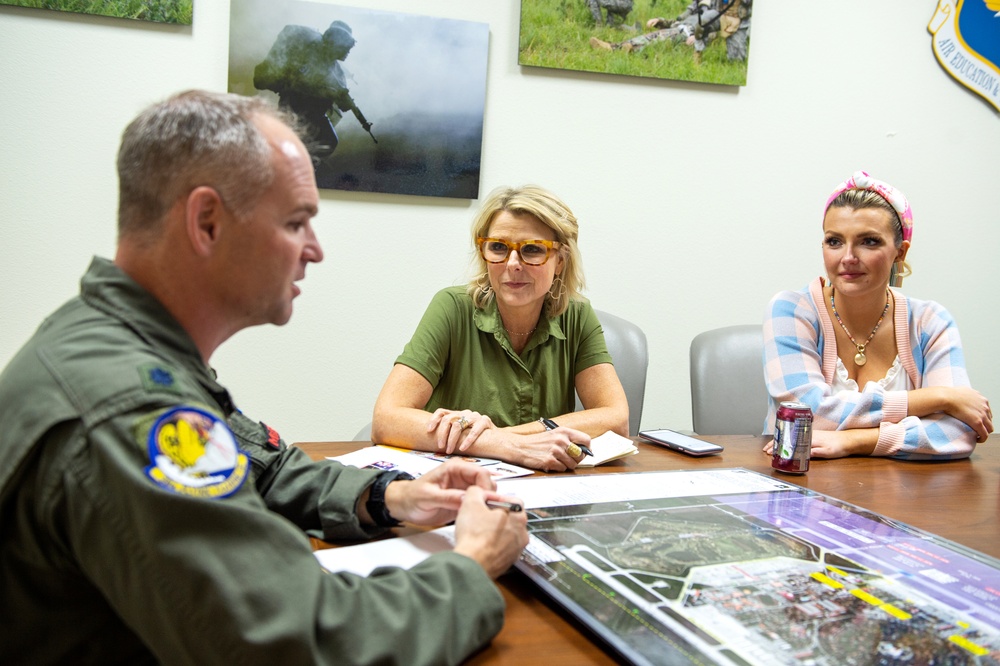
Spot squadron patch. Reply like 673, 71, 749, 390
144, 406, 249, 498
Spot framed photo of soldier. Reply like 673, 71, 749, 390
229, 0, 490, 199
0, 0, 192, 24
519, 0, 752, 86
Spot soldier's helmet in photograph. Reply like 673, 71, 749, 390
323, 20, 356, 51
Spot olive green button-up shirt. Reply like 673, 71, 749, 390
396, 286, 613, 425
0, 257, 503, 665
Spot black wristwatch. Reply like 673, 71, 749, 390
366, 470, 414, 527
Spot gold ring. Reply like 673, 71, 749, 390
566, 443, 582, 458
457, 417, 471, 430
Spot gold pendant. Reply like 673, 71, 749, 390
855, 351, 867, 366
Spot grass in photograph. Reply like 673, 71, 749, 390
518, 0, 748, 86
2, 0, 193, 24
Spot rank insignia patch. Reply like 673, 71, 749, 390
145, 406, 249, 498
929, 0, 1000, 111
140, 363, 181, 394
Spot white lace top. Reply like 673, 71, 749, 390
831, 355, 913, 393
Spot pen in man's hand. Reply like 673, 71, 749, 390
486, 500, 523, 512
540, 418, 594, 457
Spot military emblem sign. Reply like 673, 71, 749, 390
145, 406, 249, 499
929, 0, 1000, 112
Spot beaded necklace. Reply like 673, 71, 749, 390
829, 287, 890, 367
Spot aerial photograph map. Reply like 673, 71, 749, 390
516, 469, 1000, 666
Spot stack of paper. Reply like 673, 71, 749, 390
329, 432, 636, 478
329, 444, 534, 480
576, 431, 638, 467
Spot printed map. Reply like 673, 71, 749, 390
517, 470, 1000, 665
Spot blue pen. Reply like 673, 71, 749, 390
540, 418, 594, 457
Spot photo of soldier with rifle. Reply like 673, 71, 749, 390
230, 0, 490, 199
254, 19, 377, 164
519, 0, 752, 86
590, 0, 751, 65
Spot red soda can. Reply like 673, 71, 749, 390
772, 401, 812, 474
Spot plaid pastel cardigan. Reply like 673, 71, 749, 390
762, 277, 976, 460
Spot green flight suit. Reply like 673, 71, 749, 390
0, 257, 503, 665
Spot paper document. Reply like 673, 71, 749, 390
315, 526, 456, 576
313, 469, 790, 576
576, 430, 638, 467
497, 468, 790, 509
329, 444, 534, 480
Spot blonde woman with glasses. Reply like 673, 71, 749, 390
372, 185, 628, 471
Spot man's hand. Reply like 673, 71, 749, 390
382, 460, 496, 526
453, 486, 529, 579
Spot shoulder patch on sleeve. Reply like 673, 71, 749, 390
139, 363, 182, 394
144, 405, 249, 499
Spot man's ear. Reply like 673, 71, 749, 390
185, 186, 226, 256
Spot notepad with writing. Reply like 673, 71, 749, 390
576, 431, 638, 467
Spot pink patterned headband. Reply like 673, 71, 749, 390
824, 170, 913, 243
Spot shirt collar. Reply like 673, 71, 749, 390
80, 256, 231, 405
473, 296, 566, 354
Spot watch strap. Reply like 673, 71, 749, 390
366, 470, 414, 527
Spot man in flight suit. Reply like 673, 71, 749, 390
0, 89, 528, 665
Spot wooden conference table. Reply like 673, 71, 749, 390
296, 435, 1000, 665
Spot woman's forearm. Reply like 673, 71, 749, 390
906, 386, 950, 418
510, 406, 627, 438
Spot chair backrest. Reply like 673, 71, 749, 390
575, 309, 648, 436
353, 422, 372, 441
689, 324, 769, 435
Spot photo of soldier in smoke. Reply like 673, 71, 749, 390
229, 0, 490, 199
253, 20, 377, 164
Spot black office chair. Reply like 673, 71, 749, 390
689, 324, 769, 435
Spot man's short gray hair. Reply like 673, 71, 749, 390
116, 89, 302, 240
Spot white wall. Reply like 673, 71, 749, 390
2, 1, 998, 444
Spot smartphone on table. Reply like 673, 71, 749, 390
637, 429, 724, 457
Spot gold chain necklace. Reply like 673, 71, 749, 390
829, 288, 890, 367
504, 326, 535, 337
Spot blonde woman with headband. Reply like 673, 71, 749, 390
762, 171, 992, 460
372, 185, 628, 471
